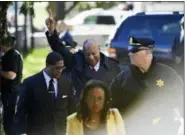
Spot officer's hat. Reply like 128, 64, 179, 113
128, 36, 155, 52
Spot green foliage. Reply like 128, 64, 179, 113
76, 2, 119, 11
23, 48, 51, 80
20, 1, 35, 16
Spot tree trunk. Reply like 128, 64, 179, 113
23, 14, 28, 53
31, 15, 34, 50
15, 1, 19, 50
56, 1, 65, 21
0, 2, 9, 40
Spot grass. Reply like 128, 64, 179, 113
22, 47, 51, 80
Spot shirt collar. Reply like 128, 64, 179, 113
43, 70, 57, 84
59, 30, 67, 39
90, 60, 100, 71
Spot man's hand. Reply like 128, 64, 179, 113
45, 8, 55, 34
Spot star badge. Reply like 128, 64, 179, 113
152, 117, 161, 125
156, 79, 164, 88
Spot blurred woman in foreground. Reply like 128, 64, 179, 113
66, 80, 125, 135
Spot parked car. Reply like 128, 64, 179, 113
106, 11, 184, 69
64, 8, 132, 46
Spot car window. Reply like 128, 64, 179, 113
83, 15, 116, 25
114, 15, 183, 42
84, 16, 97, 24
96, 15, 115, 25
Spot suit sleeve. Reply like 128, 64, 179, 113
109, 72, 124, 110
14, 79, 31, 134
68, 79, 76, 114
45, 30, 74, 69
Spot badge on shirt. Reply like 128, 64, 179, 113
156, 79, 164, 88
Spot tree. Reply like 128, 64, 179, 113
47, 2, 79, 21
0, 1, 34, 48
0, 2, 12, 43
77, 2, 120, 11
47, 2, 120, 22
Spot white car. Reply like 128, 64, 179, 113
64, 8, 131, 46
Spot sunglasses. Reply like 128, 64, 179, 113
129, 48, 151, 53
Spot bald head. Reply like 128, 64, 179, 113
83, 39, 100, 67
83, 39, 99, 51
56, 20, 67, 33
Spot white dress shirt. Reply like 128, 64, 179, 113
43, 70, 58, 97
59, 30, 67, 39
90, 60, 100, 71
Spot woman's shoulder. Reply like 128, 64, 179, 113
109, 108, 119, 113
67, 112, 78, 121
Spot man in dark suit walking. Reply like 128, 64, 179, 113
45, 9, 121, 105
15, 52, 75, 135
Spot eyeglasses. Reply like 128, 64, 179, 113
52, 65, 66, 71
129, 48, 151, 53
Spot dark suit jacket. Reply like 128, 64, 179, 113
46, 30, 121, 104
15, 71, 75, 135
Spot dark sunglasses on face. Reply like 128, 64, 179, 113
129, 48, 151, 53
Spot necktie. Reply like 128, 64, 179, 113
91, 67, 96, 72
48, 78, 56, 103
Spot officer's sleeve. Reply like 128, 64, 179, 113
45, 30, 74, 69
109, 72, 124, 110
3, 52, 18, 73
14, 79, 31, 135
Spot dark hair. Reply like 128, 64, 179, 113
77, 80, 112, 124
46, 52, 63, 66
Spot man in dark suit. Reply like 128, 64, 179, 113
45, 9, 121, 105
15, 52, 75, 135
55, 20, 77, 54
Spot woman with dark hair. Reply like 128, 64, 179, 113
66, 80, 125, 135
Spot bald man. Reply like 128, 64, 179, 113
45, 12, 121, 104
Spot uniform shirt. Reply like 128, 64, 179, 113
1, 48, 23, 91
43, 70, 58, 97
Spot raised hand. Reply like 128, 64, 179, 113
45, 8, 55, 33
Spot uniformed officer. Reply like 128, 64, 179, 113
0, 34, 23, 135
109, 36, 183, 135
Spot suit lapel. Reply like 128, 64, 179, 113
38, 71, 48, 96
38, 71, 55, 109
